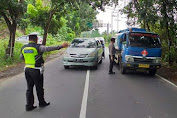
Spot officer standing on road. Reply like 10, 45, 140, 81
108, 37, 116, 74
21, 34, 68, 111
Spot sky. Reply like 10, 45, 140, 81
96, 0, 130, 33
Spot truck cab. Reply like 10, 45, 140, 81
114, 28, 161, 75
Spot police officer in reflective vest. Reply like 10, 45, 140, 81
21, 34, 68, 111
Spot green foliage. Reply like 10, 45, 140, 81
15, 30, 24, 37
102, 31, 112, 44
57, 25, 75, 41
25, 24, 43, 35
27, 0, 50, 29
0, 39, 24, 71
66, 2, 98, 36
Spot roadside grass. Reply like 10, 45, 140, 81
0, 39, 23, 71
0, 39, 66, 71
105, 43, 109, 47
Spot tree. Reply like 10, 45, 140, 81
157, 0, 177, 64
122, 0, 158, 31
27, 0, 119, 45
66, 2, 97, 36
0, 0, 26, 57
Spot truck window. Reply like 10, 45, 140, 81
129, 33, 161, 48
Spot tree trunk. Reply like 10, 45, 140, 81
2, 11, 17, 58
146, 22, 150, 31
6, 21, 17, 58
143, 19, 146, 29
162, 0, 172, 65
42, 10, 56, 45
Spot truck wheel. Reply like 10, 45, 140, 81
149, 69, 156, 76
64, 66, 69, 69
120, 63, 126, 74
117, 56, 120, 66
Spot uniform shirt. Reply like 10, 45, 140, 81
39, 45, 63, 52
109, 42, 115, 56
21, 45, 63, 60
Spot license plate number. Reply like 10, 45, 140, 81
73, 59, 83, 62
139, 64, 149, 68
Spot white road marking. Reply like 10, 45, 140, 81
79, 70, 90, 118
156, 74, 177, 88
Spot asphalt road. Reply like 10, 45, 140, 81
0, 48, 177, 118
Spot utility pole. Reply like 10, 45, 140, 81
117, 12, 119, 32
111, 10, 119, 35
107, 23, 109, 35
111, 11, 113, 35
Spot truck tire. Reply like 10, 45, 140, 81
120, 63, 126, 74
117, 56, 120, 66
149, 69, 156, 76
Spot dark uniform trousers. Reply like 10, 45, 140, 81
109, 55, 115, 73
25, 68, 45, 107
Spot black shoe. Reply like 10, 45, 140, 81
109, 72, 115, 74
26, 106, 37, 111
39, 102, 50, 107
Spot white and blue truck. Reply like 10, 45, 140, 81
114, 28, 161, 75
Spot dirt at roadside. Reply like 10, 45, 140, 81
157, 65, 177, 85
0, 51, 65, 80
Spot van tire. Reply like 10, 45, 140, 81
93, 64, 98, 70
64, 66, 69, 69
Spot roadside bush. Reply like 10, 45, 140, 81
57, 26, 75, 41
102, 33, 112, 45
0, 39, 24, 71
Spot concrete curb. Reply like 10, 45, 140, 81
156, 74, 177, 88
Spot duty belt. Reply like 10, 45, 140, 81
25, 64, 44, 74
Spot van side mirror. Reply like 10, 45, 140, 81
98, 45, 102, 48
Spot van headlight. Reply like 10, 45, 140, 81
64, 52, 70, 57
153, 57, 161, 63
125, 55, 134, 62
88, 51, 96, 57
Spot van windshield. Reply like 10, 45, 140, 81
70, 39, 96, 48
129, 33, 161, 48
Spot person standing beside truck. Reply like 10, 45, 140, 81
21, 34, 68, 111
108, 37, 116, 74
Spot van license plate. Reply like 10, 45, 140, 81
73, 59, 83, 62
139, 64, 149, 68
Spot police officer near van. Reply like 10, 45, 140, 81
21, 34, 68, 111
108, 37, 116, 74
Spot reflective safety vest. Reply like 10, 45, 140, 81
21, 42, 44, 68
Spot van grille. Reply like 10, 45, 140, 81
70, 54, 88, 58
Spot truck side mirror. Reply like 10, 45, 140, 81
120, 38, 123, 43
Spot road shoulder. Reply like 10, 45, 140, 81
0, 50, 65, 80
